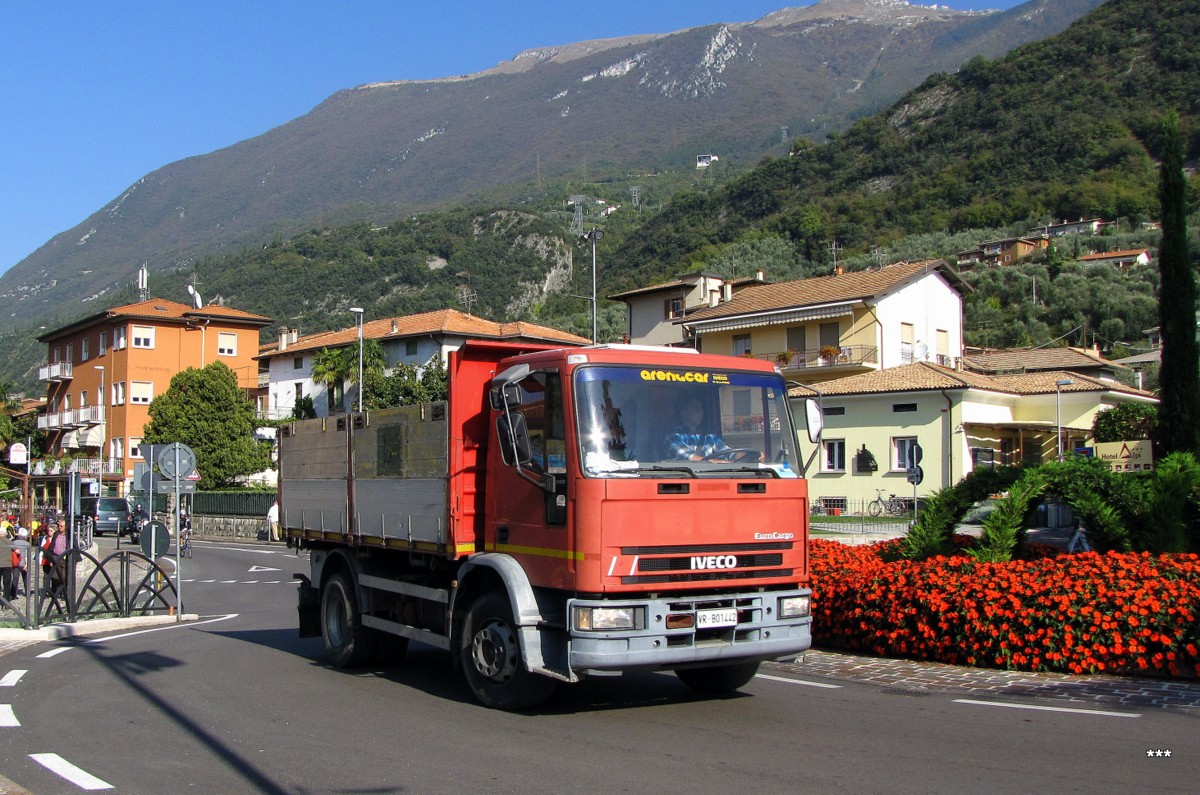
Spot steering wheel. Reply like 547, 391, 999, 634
706, 448, 760, 463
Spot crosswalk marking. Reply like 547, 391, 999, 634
0, 704, 19, 727
31, 753, 113, 790
0, 670, 26, 687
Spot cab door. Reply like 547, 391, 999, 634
486, 370, 574, 589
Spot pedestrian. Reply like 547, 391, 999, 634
41, 519, 67, 597
1, 526, 15, 602
11, 527, 29, 599
267, 500, 280, 542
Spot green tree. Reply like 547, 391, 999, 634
1154, 110, 1200, 455
142, 362, 272, 489
364, 356, 448, 409
311, 340, 386, 412
1092, 402, 1157, 442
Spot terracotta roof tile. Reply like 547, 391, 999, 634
683, 260, 961, 323
962, 347, 1124, 374
791, 362, 1153, 399
258, 308, 588, 357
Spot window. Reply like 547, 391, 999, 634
130, 438, 143, 461
936, 329, 950, 366
406, 339, 418, 356
111, 437, 124, 462
786, 326, 806, 356
822, 439, 846, 472
900, 322, 914, 364
825, 406, 846, 416
892, 403, 918, 413
732, 334, 752, 356
893, 437, 919, 470
53, 346, 61, 363
113, 381, 126, 405
80, 390, 89, 408
67, 343, 74, 362
113, 327, 127, 350
293, 357, 304, 370
664, 297, 684, 319
818, 322, 840, 349
132, 325, 154, 349
131, 381, 153, 404
217, 332, 237, 356
99, 331, 108, 356
81, 338, 89, 361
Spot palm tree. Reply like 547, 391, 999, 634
310, 347, 353, 412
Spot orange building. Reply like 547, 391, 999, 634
34, 298, 271, 501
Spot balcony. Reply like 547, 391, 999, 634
38, 361, 73, 382
759, 345, 878, 374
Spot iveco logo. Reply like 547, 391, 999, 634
690, 555, 738, 570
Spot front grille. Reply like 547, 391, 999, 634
637, 553, 784, 572
621, 541, 791, 554
622, 568, 792, 585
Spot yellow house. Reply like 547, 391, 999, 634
680, 260, 968, 384
794, 362, 1157, 512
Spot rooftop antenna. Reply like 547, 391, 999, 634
137, 264, 149, 302
456, 271, 477, 316
780, 125, 790, 144
629, 185, 641, 209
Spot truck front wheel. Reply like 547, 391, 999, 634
674, 661, 761, 693
322, 572, 377, 667
460, 592, 556, 711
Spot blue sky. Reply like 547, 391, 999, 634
0, 1, 1024, 276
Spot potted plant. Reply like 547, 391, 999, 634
819, 344, 841, 364
775, 350, 798, 368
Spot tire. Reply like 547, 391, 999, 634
674, 661, 761, 693
321, 571, 377, 668
867, 500, 882, 517
460, 592, 556, 711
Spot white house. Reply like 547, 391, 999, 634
257, 308, 587, 419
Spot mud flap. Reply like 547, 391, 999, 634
296, 574, 321, 638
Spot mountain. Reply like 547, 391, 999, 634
612, 0, 1200, 292
0, 0, 1102, 340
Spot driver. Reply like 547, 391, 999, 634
665, 396, 731, 461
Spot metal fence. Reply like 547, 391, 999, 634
809, 497, 919, 537
192, 491, 275, 518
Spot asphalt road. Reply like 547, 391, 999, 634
0, 539, 1195, 793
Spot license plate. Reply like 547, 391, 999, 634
696, 608, 738, 629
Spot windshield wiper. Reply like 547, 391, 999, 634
703, 466, 779, 477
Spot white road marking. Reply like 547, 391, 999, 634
36, 614, 240, 659
0, 670, 26, 687
241, 580, 259, 584
756, 673, 843, 689
30, 753, 113, 790
248, 565, 281, 573
0, 704, 19, 727
954, 698, 1140, 718
37, 647, 71, 659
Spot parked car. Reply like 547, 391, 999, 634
79, 496, 132, 537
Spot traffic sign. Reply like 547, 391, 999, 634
157, 443, 197, 479
184, 468, 202, 482
906, 466, 924, 485
140, 520, 171, 558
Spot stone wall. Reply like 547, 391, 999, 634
164, 513, 270, 542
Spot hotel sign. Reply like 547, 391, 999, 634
1094, 440, 1154, 473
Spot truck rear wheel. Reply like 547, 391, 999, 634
674, 661, 760, 693
460, 592, 556, 711
322, 572, 377, 667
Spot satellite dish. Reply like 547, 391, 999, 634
915, 342, 929, 361
187, 284, 203, 309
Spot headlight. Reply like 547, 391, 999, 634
574, 606, 641, 631
778, 595, 810, 619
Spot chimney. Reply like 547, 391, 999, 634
278, 328, 290, 351
722, 283, 733, 302
755, 268, 765, 282
835, 265, 844, 276
289, 328, 299, 345
391, 319, 399, 334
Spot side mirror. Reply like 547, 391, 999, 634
804, 397, 824, 444
496, 412, 534, 467
489, 364, 531, 410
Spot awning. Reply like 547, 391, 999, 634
685, 303, 854, 334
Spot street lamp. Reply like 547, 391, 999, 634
349, 307, 364, 411
94, 365, 106, 495
1055, 378, 1073, 460
580, 228, 603, 343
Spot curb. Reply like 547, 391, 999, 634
0, 614, 202, 644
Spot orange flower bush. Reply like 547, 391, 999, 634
809, 537, 1200, 678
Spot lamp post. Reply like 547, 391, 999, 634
94, 365, 106, 496
580, 228, 603, 343
1055, 378, 1073, 460
349, 307, 364, 411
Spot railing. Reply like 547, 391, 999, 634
758, 345, 878, 371
38, 361, 73, 382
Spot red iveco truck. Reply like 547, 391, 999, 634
283, 341, 820, 709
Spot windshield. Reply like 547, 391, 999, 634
574, 365, 799, 478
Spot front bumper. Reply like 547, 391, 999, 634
567, 588, 812, 674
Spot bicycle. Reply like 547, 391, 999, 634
867, 489, 907, 517
180, 527, 193, 558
